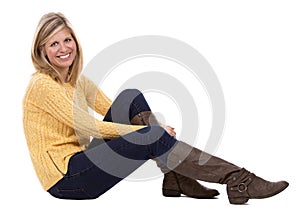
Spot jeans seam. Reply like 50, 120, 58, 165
64, 164, 94, 178
56, 187, 94, 199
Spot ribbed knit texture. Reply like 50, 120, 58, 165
23, 73, 145, 190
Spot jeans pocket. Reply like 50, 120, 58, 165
53, 188, 95, 200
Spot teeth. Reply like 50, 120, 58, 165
58, 54, 70, 59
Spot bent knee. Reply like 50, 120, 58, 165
119, 88, 142, 96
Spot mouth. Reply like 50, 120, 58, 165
57, 53, 70, 59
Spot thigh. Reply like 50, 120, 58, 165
85, 126, 177, 179
84, 127, 154, 181
48, 152, 123, 200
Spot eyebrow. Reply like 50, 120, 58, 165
47, 35, 73, 45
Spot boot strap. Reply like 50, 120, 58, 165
230, 174, 254, 193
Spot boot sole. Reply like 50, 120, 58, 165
163, 189, 219, 199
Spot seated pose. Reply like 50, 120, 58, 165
23, 12, 288, 204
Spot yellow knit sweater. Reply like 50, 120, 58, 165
23, 73, 145, 190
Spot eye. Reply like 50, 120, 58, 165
50, 41, 58, 47
65, 38, 72, 43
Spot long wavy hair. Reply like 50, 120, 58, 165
31, 12, 83, 86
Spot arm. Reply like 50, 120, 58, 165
77, 75, 176, 137
34, 77, 145, 139
79, 75, 112, 116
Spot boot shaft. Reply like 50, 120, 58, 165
166, 141, 241, 183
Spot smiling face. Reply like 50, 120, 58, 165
44, 28, 77, 76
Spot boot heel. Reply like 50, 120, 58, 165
162, 189, 181, 197
228, 197, 249, 205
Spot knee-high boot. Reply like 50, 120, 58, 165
130, 111, 219, 198
166, 141, 289, 204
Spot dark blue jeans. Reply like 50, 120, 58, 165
48, 89, 178, 199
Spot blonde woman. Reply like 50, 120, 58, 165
23, 12, 288, 204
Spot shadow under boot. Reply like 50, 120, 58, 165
167, 141, 289, 204
130, 111, 219, 199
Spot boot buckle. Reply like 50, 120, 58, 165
237, 183, 248, 193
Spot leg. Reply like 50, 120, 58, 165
166, 141, 289, 204
48, 89, 155, 199
124, 90, 288, 204
128, 93, 220, 199
108, 89, 220, 198
48, 125, 177, 199
48, 89, 175, 199
88, 89, 153, 149
49, 89, 288, 203
100, 88, 219, 199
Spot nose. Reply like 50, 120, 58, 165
59, 43, 68, 52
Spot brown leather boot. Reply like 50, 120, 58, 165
130, 111, 159, 126
131, 111, 219, 199
163, 171, 219, 198
225, 168, 289, 204
166, 141, 289, 204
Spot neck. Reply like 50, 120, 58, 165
59, 69, 70, 83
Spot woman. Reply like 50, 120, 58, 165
23, 12, 288, 204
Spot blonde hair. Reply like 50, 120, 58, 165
31, 12, 83, 86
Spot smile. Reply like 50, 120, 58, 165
57, 53, 70, 59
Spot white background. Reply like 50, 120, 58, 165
1, 0, 299, 213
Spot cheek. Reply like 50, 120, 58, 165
45, 48, 57, 60
70, 42, 77, 53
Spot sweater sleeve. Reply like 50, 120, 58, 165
79, 75, 112, 116
34, 76, 145, 139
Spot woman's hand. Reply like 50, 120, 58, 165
164, 125, 176, 138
